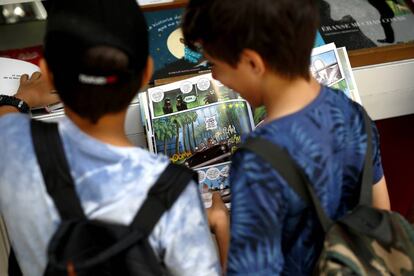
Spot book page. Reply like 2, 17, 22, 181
145, 74, 255, 208
336, 47, 363, 104
0, 57, 39, 96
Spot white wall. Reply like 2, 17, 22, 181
354, 59, 414, 120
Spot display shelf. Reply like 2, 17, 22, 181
349, 42, 414, 68
141, 0, 188, 11
354, 58, 414, 120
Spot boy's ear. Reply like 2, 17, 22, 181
240, 49, 265, 76
140, 56, 154, 88
39, 58, 55, 88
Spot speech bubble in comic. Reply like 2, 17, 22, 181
197, 78, 210, 91
150, 89, 164, 103
206, 167, 220, 181
214, 80, 224, 87
180, 81, 193, 94
220, 165, 230, 177
184, 95, 197, 103
198, 170, 206, 183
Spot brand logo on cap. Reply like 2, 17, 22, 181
78, 74, 118, 85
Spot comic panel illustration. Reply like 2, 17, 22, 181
310, 43, 345, 87
152, 100, 253, 167
148, 74, 241, 118
196, 162, 231, 209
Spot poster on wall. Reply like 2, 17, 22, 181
319, 0, 414, 50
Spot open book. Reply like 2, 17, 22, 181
0, 57, 39, 96
140, 73, 255, 208
0, 57, 63, 113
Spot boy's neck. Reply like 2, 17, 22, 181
65, 108, 134, 147
262, 75, 321, 122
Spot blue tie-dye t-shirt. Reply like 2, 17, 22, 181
0, 114, 220, 276
227, 86, 383, 275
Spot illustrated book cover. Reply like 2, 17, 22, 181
144, 8, 210, 82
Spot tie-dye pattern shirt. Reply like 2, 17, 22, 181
0, 114, 220, 276
227, 86, 384, 275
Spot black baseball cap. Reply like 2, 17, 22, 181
44, 0, 149, 86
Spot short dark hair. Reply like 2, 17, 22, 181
182, 0, 319, 80
44, 0, 148, 123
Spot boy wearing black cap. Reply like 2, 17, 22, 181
183, 0, 390, 275
0, 0, 220, 275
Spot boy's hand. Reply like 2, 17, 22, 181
206, 192, 230, 272
14, 72, 60, 108
209, 192, 228, 216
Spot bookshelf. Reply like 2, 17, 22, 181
349, 42, 414, 67
141, 0, 414, 67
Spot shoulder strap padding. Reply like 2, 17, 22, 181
130, 163, 197, 235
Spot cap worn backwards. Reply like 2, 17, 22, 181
44, 0, 149, 86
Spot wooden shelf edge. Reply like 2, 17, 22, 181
349, 42, 414, 67
141, 0, 188, 11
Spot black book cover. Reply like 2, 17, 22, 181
319, 0, 414, 50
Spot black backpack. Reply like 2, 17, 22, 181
30, 120, 196, 276
239, 110, 414, 275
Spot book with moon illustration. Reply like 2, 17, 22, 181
144, 8, 211, 82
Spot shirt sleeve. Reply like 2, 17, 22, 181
371, 120, 384, 184
227, 150, 288, 276
0, 113, 30, 193
152, 180, 221, 276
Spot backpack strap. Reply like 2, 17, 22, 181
358, 108, 374, 206
239, 137, 333, 232
30, 120, 85, 220
130, 163, 197, 235
8, 248, 22, 276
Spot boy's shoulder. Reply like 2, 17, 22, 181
248, 86, 364, 152
0, 113, 30, 138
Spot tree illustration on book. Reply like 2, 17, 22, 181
141, 74, 255, 209
152, 101, 252, 167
